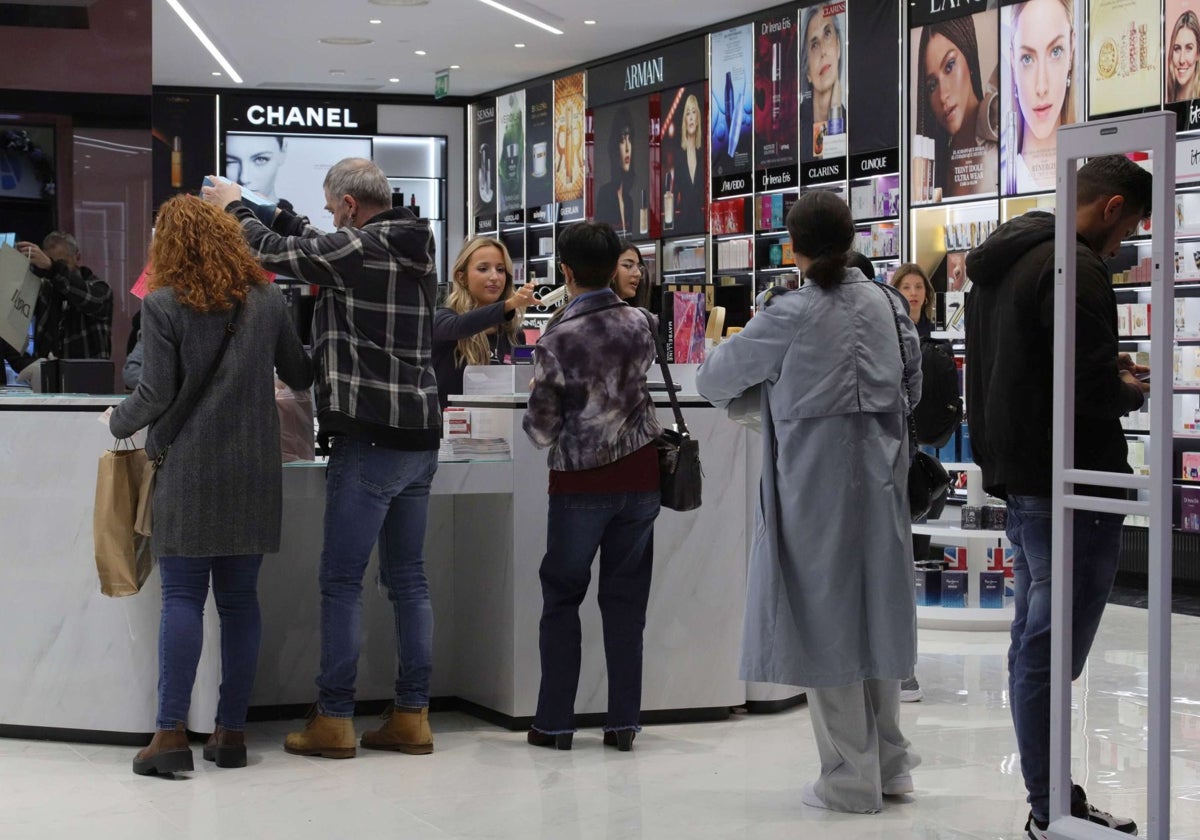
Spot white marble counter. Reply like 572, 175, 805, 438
0, 392, 124, 408
0, 397, 753, 738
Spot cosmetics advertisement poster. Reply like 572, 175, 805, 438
472, 100, 497, 233
799, 1, 848, 183
497, 90, 525, 225
152, 91, 216, 211
847, 0, 899, 165
1167, 0, 1200, 128
754, 11, 799, 188
1000, 0, 1083, 196
553, 72, 586, 222
660, 83, 709, 236
910, 9, 1000, 204
592, 96, 651, 239
1088, 0, 1160, 117
710, 23, 755, 199
224, 132, 371, 232
524, 83, 554, 222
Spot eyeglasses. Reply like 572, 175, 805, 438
619, 261, 643, 273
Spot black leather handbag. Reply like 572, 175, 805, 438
642, 309, 703, 511
877, 286, 951, 521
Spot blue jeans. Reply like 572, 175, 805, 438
534, 491, 660, 734
1006, 495, 1124, 822
157, 554, 264, 731
316, 437, 439, 717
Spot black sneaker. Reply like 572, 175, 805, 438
1071, 785, 1138, 834
1024, 813, 1049, 840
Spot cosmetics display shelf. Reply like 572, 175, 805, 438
911, 522, 1006, 542
915, 605, 1012, 631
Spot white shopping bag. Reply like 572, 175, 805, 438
0, 244, 38, 351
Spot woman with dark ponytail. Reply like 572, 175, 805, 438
696, 190, 923, 814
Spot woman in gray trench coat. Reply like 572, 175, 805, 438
696, 191, 922, 813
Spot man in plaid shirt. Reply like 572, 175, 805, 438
2, 232, 112, 371
204, 158, 442, 759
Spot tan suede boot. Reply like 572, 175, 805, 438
361, 706, 433, 755
132, 722, 194, 776
284, 710, 356, 759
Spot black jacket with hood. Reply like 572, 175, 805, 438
964, 211, 1144, 499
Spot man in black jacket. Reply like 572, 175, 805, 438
965, 155, 1149, 839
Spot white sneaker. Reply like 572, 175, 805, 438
882, 774, 913, 796
900, 676, 923, 702
1025, 813, 1049, 839
1071, 785, 1138, 834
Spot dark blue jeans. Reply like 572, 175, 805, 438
534, 491, 660, 734
316, 437, 439, 717
1006, 495, 1124, 822
157, 554, 264, 731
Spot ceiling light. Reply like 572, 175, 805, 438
514, 43, 525, 48
450, 64, 460, 69
369, 19, 382, 24
389, 77, 400, 83
330, 69, 346, 76
414, 49, 426, 55
319, 37, 374, 46
477, 0, 563, 35
369, 0, 428, 5
164, 0, 243, 83
211, 71, 222, 76
584, 19, 595, 25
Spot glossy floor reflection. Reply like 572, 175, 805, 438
4, 604, 1200, 840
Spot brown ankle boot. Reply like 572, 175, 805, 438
203, 725, 247, 768
361, 706, 433, 755
132, 722, 194, 776
284, 710, 356, 759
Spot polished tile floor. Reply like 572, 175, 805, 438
5, 604, 1200, 840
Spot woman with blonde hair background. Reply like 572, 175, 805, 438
1168, 10, 1200, 103
110, 195, 312, 776
1003, 0, 1076, 192
432, 236, 536, 408
673, 93, 706, 232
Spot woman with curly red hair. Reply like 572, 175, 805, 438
110, 195, 312, 776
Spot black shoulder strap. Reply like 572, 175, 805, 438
639, 307, 689, 436
873, 283, 919, 454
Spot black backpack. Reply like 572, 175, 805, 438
913, 339, 962, 448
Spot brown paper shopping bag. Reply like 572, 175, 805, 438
93, 444, 153, 596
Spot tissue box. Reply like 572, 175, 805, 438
940, 571, 968, 607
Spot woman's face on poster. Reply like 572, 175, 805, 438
805, 12, 841, 95
683, 99, 700, 139
225, 135, 286, 200
924, 32, 978, 136
618, 127, 632, 173
1012, 0, 1072, 141
1173, 23, 1199, 90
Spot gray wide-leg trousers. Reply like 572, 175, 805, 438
806, 678, 919, 813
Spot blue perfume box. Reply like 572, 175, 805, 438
940, 571, 968, 608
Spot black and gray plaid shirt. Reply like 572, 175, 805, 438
231, 202, 441, 450
0, 262, 112, 370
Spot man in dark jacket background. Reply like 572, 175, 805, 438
965, 154, 1149, 839
204, 158, 442, 760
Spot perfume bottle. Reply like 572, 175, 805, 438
409, 193, 421, 218
170, 136, 182, 189
771, 43, 782, 129
827, 104, 844, 135
662, 163, 675, 231
639, 189, 649, 235
724, 71, 735, 141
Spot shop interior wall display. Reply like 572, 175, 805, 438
498, 91, 526, 228
711, 23, 756, 200
473, 101, 497, 235
847, 0, 900, 173
755, 10, 800, 191
660, 82, 709, 237
554, 73, 587, 224
799, 1, 849, 185
1088, 0, 1162, 117
525, 83, 554, 225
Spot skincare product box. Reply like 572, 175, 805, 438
979, 572, 1008, 609
443, 407, 473, 438
914, 565, 942, 606
1182, 487, 1200, 532
1183, 451, 1200, 480
982, 505, 1008, 531
940, 571, 968, 608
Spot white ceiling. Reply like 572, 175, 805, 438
151, 0, 780, 97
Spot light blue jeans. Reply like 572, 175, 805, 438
1005, 495, 1124, 822
315, 437, 439, 717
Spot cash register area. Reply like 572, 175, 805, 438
4, 609, 1200, 840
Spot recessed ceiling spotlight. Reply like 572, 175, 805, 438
211, 71, 222, 76
369, 0, 428, 5
318, 36, 374, 46
329, 69, 346, 76
584, 19, 595, 25
450, 64, 461, 69
389, 77, 400, 82
369, 19, 382, 24
414, 49, 426, 55
514, 43, 525, 48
